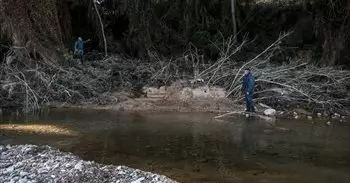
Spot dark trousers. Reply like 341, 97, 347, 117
75, 50, 84, 63
245, 93, 255, 112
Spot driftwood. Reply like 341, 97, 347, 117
214, 110, 275, 121
150, 33, 350, 112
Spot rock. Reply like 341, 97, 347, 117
294, 115, 300, 119
307, 116, 313, 120
159, 86, 166, 93
264, 109, 277, 116
293, 108, 312, 115
131, 177, 145, 183
245, 113, 250, 118
179, 87, 193, 102
18, 179, 29, 183
20, 172, 29, 177
191, 86, 226, 99
6, 166, 14, 173
341, 116, 345, 119
143, 87, 166, 99
293, 112, 298, 116
326, 121, 331, 125
317, 113, 322, 117
74, 161, 84, 171
0, 145, 176, 183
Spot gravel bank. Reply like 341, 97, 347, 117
0, 145, 176, 183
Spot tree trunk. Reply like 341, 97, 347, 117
93, 0, 108, 57
230, 0, 237, 42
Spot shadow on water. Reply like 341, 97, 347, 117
1, 108, 350, 183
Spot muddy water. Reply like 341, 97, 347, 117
0, 108, 349, 183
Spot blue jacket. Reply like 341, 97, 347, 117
243, 73, 254, 94
74, 40, 84, 51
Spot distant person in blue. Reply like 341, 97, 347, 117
74, 37, 84, 62
242, 68, 255, 112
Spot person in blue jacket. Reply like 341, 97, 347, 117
242, 68, 255, 112
74, 37, 84, 62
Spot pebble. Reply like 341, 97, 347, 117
307, 116, 313, 120
6, 166, 14, 173
317, 113, 322, 117
0, 145, 176, 183
20, 172, 29, 177
18, 179, 28, 183
326, 121, 331, 125
132, 177, 145, 183
74, 162, 84, 171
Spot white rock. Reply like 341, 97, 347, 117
307, 116, 313, 120
245, 113, 250, 118
159, 86, 166, 93
326, 121, 331, 125
18, 179, 28, 183
74, 162, 84, 171
293, 112, 298, 116
6, 166, 14, 173
132, 177, 145, 183
294, 115, 300, 119
317, 113, 322, 117
264, 109, 277, 116
19, 172, 29, 177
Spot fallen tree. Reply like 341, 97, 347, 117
0, 33, 349, 114
149, 33, 350, 114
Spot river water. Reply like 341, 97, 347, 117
0, 108, 349, 183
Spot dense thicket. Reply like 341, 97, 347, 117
0, 0, 350, 112
0, 0, 349, 65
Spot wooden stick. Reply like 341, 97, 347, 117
215, 110, 244, 119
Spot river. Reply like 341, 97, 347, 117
1, 108, 349, 183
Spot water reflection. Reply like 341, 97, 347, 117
0, 109, 349, 183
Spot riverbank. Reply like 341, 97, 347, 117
1, 53, 349, 116
0, 145, 176, 183
46, 96, 349, 122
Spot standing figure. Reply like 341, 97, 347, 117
74, 37, 85, 63
242, 68, 255, 112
